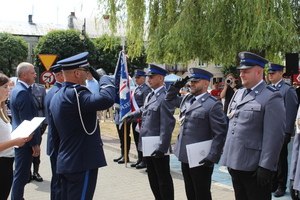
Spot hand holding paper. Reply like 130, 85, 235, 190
198, 157, 214, 167
151, 150, 164, 158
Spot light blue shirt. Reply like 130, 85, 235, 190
86, 78, 99, 94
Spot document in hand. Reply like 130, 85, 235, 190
142, 136, 170, 157
186, 140, 212, 168
11, 117, 45, 139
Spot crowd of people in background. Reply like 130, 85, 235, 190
2, 51, 300, 200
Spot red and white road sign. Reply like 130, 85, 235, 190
41, 71, 55, 84
297, 74, 300, 82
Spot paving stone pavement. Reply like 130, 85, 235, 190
16, 132, 236, 200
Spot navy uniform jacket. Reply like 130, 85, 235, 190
165, 86, 227, 164
10, 82, 41, 146
131, 86, 176, 153
44, 81, 62, 156
221, 81, 285, 171
134, 83, 152, 107
270, 80, 298, 134
49, 77, 115, 174
32, 83, 47, 128
290, 108, 300, 190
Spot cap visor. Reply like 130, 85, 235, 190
237, 65, 255, 70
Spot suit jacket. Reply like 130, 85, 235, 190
221, 81, 285, 171
270, 80, 298, 134
132, 86, 176, 153
44, 81, 62, 156
49, 77, 115, 174
290, 108, 300, 190
166, 86, 227, 164
10, 82, 41, 146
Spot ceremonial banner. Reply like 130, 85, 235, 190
114, 51, 131, 125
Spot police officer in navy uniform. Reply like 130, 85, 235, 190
44, 64, 63, 200
221, 52, 285, 200
49, 52, 115, 200
130, 70, 152, 169
127, 64, 176, 200
267, 63, 298, 197
165, 68, 227, 200
30, 81, 47, 182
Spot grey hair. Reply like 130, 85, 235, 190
16, 62, 33, 78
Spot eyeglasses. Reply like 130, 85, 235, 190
77, 68, 90, 74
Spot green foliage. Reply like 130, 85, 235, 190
99, 0, 299, 67
93, 34, 147, 75
34, 29, 96, 73
0, 32, 28, 76
220, 64, 239, 79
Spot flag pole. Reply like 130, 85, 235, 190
124, 118, 128, 167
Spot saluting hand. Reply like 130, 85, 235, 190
172, 76, 190, 89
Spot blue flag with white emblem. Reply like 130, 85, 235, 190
114, 51, 131, 125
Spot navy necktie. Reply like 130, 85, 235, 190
28, 86, 32, 92
242, 89, 252, 100
191, 97, 196, 105
149, 92, 154, 100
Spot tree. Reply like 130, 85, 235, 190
0, 32, 28, 76
99, 0, 299, 66
93, 34, 147, 75
34, 29, 96, 73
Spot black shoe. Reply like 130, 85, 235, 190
113, 155, 123, 162
118, 156, 129, 164
136, 161, 146, 169
32, 172, 43, 182
130, 160, 141, 168
274, 188, 285, 197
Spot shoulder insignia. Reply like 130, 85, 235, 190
73, 84, 90, 94
209, 95, 219, 101
266, 85, 277, 92
284, 82, 291, 86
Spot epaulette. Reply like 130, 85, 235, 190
284, 82, 292, 86
266, 85, 277, 92
209, 95, 219, 101
73, 84, 90, 94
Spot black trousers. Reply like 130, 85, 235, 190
272, 141, 289, 190
0, 157, 14, 200
229, 168, 271, 200
181, 162, 213, 200
131, 122, 139, 150
145, 156, 174, 200
116, 122, 131, 155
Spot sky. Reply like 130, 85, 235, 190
0, 0, 101, 24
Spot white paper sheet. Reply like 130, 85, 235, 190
186, 139, 212, 168
11, 117, 45, 139
142, 136, 170, 157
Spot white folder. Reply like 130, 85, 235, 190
11, 117, 45, 139
142, 136, 170, 157
186, 139, 212, 168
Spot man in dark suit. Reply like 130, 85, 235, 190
30, 82, 47, 182
10, 62, 41, 200
49, 52, 115, 199
165, 68, 227, 200
128, 64, 176, 200
130, 70, 152, 169
221, 52, 285, 200
44, 64, 63, 200
267, 63, 298, 197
